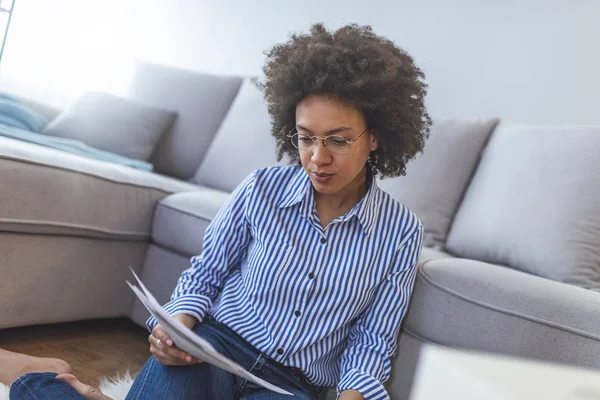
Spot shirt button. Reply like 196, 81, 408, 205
277, 348, 284, 355
308, 272, 315, 279
320, 237, 327, 244
294, 310, 301, 317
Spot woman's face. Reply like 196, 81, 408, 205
295, 94, 378, 198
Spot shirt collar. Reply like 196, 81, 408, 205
346, 174, 380, 235
277, 168, 380, 236
277, 168, 310, 209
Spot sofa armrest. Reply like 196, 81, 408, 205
152, 188, 230, 256
403, 258, 600, 370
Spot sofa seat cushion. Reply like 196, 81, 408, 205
0, 136, 200, 240
152, 189, 231, 256
446, 124, 600, 290
405, 257, 600, 369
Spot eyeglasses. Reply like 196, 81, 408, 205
287, 127, 369, 155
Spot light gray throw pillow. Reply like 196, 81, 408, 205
446, 124, 600, 290
193, 78, 287, 191
378, 118, 499, 248
43, 92, 177, 161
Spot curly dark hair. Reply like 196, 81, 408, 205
257, 23, 432, 178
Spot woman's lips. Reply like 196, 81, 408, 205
312, 172, 333, 184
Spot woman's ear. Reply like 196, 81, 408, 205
370, 131, 379, 152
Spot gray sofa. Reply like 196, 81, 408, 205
2, 61, 599, 399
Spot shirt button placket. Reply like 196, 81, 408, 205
314, 234, 327, 283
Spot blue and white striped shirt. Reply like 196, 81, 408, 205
148, 166, 423, 400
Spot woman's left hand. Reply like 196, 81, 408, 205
55, 374, 113, 400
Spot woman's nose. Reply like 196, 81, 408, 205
311, 139, 332, 164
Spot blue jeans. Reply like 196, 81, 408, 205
10, 372, 84, 400
10, 316, 321, 400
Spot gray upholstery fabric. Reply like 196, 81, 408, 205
0, 136, 200, 240
193, 78, 287, 190
446, 125, 600, 290
419, 246, 454, 265
404, 258, 600, 370
125, 61, 243, 179
152, 190, 230, 256
43, 91, 177, 161
1, 233, 147, 329
378, 119, 498, 248
130, 244, 195, 327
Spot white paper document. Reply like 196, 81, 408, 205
126, 267, 294, 396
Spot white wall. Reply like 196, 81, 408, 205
2, 0, 599, 124
0, 0, 132, 106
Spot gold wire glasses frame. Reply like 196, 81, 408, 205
287, 127, 369, 155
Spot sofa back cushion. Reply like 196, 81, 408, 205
378, 119, 499, 248
446, 124, 600, 290
125, 61, 243, 179
193, 78, 288, 191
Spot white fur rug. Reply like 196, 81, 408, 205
0, 372, 135, 400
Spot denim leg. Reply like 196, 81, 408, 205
9, 372, 87, 400
126, 317, 248, 400
125, 355, 235, 400
200, 318, 318, 399
126, 317, 319, 400
238, 355, 319, 400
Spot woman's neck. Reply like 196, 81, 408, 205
315, 168, 370, 212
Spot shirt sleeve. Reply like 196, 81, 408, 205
337, 223, 424, 400
146, 170, 256, 332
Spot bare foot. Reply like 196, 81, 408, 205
0, 349, 72, 386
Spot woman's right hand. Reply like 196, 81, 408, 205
149, 314, 204, 366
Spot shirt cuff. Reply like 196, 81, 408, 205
337, 368, 389, 400
145, 294, 212, 332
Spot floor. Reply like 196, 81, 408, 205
0, 319, 150, 386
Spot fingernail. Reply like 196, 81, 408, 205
167, 340, 173, 346
186, 356, 192, 362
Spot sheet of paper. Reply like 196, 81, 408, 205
127, 268, 294, 396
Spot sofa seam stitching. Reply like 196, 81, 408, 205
401, 327, 438, 345
156, 203, 214, 222
0, 153, 196, 194
0, 218, 149, 239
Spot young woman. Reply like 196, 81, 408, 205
3, 23, 430, 400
